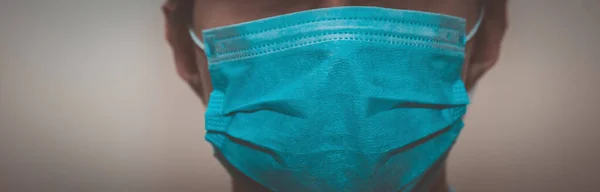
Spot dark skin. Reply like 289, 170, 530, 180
163, 0, 508, 191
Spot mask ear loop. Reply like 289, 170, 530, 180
465, 8, 485, 42
189, 27, 206, 51
464, 7, 485, 97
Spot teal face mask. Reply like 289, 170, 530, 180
191, 6, 483, 192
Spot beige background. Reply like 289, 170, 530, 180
1, 0, 599, 192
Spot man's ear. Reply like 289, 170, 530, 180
464, 0, 508, 91
163, 0, 198, 83
163, 0, 211, 105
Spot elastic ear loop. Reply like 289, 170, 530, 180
465, 8, 485, 42
189, 27, 205, 50
464, 8, 485, 97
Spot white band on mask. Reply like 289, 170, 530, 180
189, 27, 205, 50
465, 7, 485, 42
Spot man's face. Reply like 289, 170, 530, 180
164, 0, 507, 104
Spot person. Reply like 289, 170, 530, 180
163, 0, 508, 191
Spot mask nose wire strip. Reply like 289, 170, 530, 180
465, 7, 485, 42
189, 27, 205, 51
188, 8, 485, 50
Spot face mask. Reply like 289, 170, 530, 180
190, 6, 483, 192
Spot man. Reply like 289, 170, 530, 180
163, 0, 508, 191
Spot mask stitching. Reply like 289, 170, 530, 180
214, 31, 463, 56
209, 36, 464, 63
208, 17, 464, 42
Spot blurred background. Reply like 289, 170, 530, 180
1, 0, 599, 191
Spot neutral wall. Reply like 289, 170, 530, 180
0, 1, 598, 192
447, 1, 600, 191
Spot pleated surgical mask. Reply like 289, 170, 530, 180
191, 6, 483, 192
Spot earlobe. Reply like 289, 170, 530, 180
463, 1, 508, 90
162, 0, 212, 105
164, 15, 199, 82
463, 28, 502, 90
